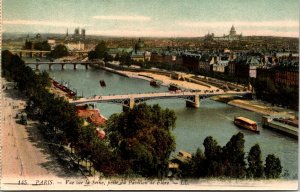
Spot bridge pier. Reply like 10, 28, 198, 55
73, 64, 77, 70
61, 64, 66, 70
122, 97, 135, 110
85, 64, 89, 70
49, 64, 52, 70
35, 64, 40, 70
129, 97, 135, 109
186, 95, 200, 108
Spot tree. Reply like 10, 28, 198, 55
106, 103, 176, 177
34, 41, 51, 51
104, 52, 113, 62
264, 154, 282, 179
50, 44, 69, 58
222, 132, 246, 178
247, 144, 264, 178
181, 148, 206, 178
119, 52, 132, 66
203, 136, 224, 177
88, 41, 108, 60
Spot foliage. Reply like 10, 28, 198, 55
247, 144, 264, 178
106, 103, 176, 177
88, 41, 108, 60
181, 148, 206, 178
222, 132, 246, 178
203, 136, 224, 177
1, 50, 118, 176
179, 132, 282, 179
34, 41, 51, 51
50, 44, 69, 58
264, 154, 282, 179
119, 52, 132, 66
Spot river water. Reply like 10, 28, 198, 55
27, 61, 298, 179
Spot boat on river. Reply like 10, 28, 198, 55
234, 116, 260, 133
150, 80, 161, 87
100, 80, 106, 87
168, 83, 181, 91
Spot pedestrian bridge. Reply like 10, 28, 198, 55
69, 91, 251, 109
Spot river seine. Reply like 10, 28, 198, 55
28, 62, 298, 179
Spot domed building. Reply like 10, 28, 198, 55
131, 38, 150, 62
229, 25, 237, 36
204, 25, 242, 41
134, 38, 145, 52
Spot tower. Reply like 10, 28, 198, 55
81, 29, 86, 40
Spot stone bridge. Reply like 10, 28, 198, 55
25, 61, 100, 70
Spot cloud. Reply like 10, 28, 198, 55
242, 30, 299, 37
88, 29, 199, 37
92, 15, 151, 21
3, 19, 83, 27
176, 20, 299, 28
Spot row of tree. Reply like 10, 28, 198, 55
1, 50, 177, 177
180, 132, 282, 179
1, 50, 118, 175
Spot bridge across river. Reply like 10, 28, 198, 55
25, 61, 101, 70
9, 49, 89, 58
69, 91, 251, 109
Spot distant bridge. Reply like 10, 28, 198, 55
25, 61, 101, 70
69, 91, 251, 109
9, 49, 90, 58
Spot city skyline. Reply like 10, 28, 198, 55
3, 0, 299, 37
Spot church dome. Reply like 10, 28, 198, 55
230, 25, 237, 36
135, 38, 145, 50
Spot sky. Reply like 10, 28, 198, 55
3, 0, 299, 37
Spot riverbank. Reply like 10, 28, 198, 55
98, 66, 297, 119
211, 95, 297, 118
106, 67, 220, 91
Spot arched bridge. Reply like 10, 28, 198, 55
9, 49, 89, 58
25, 61, 101, 70
69, 91, 251, 109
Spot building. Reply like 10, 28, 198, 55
257, 59, 299, 87
182, 52, 201, 72
66, 41, 85, 51
231, 55, 262, 79
65, 27, 86, 42
204, 25, 242, 41
150, 51, 182, 65
199, 53, 213, 73
130, 38, 151, 62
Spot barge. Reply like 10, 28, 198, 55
150, 80, 161, 87
262, 115, 298, 139
168, 83, 181, 91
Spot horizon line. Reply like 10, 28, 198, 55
3, 31, 299, 39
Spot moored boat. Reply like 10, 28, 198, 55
234, 116, 259, 133
168, 83, 180, 91
99, 80, 106, 87
150, 80, 161, 87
